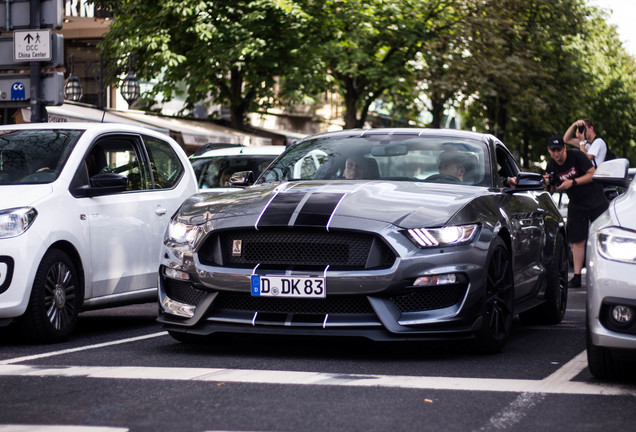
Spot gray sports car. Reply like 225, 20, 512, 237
158, 128, 567, 353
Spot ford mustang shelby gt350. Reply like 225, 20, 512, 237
158, 128, 567, 353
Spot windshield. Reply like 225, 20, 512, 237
0, 129, 84, 185
260, 133, 490, 186
191, 154, 280, 189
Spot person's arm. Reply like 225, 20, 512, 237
557, 166, 595, 190
585, 138, 603, 162
564, 120, 586, 147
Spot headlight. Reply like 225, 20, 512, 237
0, 207, 37, 239
597, 226, 636, 263
407, 224, 479, 248
167, 219, 202, 247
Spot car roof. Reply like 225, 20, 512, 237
297, 128, 495, 143
191, 145, 285, 159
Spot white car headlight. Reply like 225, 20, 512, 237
0, 207, 37, 239
407, 224, 479, 248
597, 226, 636, 263
167, 219, 202, 247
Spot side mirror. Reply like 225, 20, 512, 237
229, 170, 254, 187
72, 172, 129, 197
593, 158, 630, 188
505, 171, 544, 192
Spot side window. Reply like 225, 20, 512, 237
102, 140, 150, 191
74, 136, 151, 192
143, 135, 184, 189
495, 146, 520, 186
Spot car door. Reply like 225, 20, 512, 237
495, 144, 545, 298
73, 131, 191, 301
71, 133, 157, 299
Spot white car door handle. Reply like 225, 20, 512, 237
155, 207, 167, 216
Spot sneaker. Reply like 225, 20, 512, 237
568, 274, 581, 288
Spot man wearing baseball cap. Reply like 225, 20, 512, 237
545, 135, 608, 288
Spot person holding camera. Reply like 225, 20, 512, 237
544, 135, 608, 288
564, 119, 607, 167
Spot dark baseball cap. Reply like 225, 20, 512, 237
548, 135, 565, 150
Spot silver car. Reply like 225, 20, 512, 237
586, 158, 636, 378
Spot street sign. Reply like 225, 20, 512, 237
0, 72, 65, 108
0, 0, 64, 31
0, 34, 64, 69
13, 30, 52, 62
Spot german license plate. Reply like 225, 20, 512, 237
251, 275, 326, 298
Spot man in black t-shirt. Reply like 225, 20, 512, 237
545, 136, 608, 288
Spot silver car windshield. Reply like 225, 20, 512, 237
260, 134, 490, 186
0, 129, 84, 185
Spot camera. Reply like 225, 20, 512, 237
547, 172, 559, 187
577, 124, 586, 133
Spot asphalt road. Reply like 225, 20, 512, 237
0, 275, 634, 432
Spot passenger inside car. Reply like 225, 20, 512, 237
342, 156, 380, 179
426, 150, 467, 183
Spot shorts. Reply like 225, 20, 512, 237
567, 202, 609, 243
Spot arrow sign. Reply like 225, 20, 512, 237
13, 30, 52, 62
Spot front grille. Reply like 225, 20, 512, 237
164, 278, 207, 306
391, 285, 466, 312
211, 292, 375, 315
198, 228, 396, 270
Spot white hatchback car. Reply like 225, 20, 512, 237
0, 123, 197, 342
586, 158, 636, 378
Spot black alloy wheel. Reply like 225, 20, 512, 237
19, 249, 80, 343
473, 237, 514, 354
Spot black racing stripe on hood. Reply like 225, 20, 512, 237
258, 193, 306, 226
294, 193, 345, 227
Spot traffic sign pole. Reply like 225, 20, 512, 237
30, 0, 44, 123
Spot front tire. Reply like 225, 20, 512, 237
473, 237, 514, 354
19, 249, 80, 343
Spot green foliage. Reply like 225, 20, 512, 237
94, 0, 312, 129
92, 0, 636, 165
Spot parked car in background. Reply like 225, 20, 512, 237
159, 128, 567, 353
0, 123, 197, 343
585, 158, 636, 378
190, 145, 284, 191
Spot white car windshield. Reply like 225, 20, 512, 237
0, 129, 84, 185
260, 134, 489, 186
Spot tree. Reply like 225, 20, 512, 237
302, 0, 463, 129
92, 0, 312, 130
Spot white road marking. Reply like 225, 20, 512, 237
0, 427, 127, 432
0, 349, 634, 396
474, 392, 546, 432
1, 332, 634, 397
0, 332, 167, 365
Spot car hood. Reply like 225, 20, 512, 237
0, 184, 53, 209
181, 180, 487, 229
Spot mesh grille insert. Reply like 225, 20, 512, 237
212, 292, 375, 315
198, 228, 395, 270
391, 285, 466, 312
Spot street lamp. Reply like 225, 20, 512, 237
64, 55, 83, 102
98, 53, 140, 110
64, 52, 140, 110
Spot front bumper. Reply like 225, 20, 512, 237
157, 232, 492, 341
586, 245, 636, 351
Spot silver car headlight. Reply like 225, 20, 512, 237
407, 224, 479, 248
0, 207, 37, 239
597, 226, 636, 263
167, 219, 202, 248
